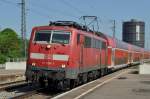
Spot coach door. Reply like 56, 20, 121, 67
99, 41, 102, 69
128, 52, 132, 64
101, 42, 107, 67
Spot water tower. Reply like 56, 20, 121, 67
122, 19, 145, 48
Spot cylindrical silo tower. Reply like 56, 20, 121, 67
122, 19, 145, 48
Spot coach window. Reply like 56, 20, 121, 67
84, 36, 91, 48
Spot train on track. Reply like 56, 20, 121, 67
26, 21, 150, 90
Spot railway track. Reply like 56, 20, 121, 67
11, 88, 46, 99
11, 87, 64, 99
0, 80, 60, 99
0, 73, 25, 84
0, 80, 25, 87
0, 81, 40, 98
0, 80, 27, 91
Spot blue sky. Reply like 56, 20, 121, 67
0, 0, 150, 48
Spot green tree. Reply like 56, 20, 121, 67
0, 28, 23, 63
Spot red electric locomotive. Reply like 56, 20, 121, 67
26, 21, 150, 90
26, 21, 108, 89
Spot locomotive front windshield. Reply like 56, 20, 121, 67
34, 31, 51, 43
34, 30, 70, 44
52, 31, 70, 44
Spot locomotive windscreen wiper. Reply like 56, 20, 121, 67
52, 40, 65, 46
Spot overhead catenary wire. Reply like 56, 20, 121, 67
29, 0, 79, 19
57, 0, 87, 16
0, 0, 88, 22
0, 0, 18, 7
0, 0, 101, 26
0, 0, 66, 19
28, 8, 51, 19
0, 0, 51, 19
0, 0, 16, 4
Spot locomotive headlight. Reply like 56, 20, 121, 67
32, 63, 36, 66
47, 45, 51, 49
61, 64, 66, 68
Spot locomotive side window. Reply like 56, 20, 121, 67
84, 36, 91, 48
91, 38, 102, 49
52, 31, 70, 44
102, 42, 106, 49
96, 40, 101, 49
34, 30, 51, 43
91, 39, 95, 48
81, 36, 104, 49
77, 34, 80, 44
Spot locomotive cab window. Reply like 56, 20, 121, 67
52, 31, 70, 44
34, 30, 51, 43
34, 30, 70, 44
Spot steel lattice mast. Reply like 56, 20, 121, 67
21, 0, 26, 58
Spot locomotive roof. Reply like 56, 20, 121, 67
33, 21, 149, 53
49, 21, 95, 33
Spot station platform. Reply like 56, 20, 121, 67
82, 70, 150, 99
53, 67, 150, 99
0, 70, 25, 84
0, 70, 25, 75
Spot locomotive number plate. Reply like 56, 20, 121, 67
44, 54, 53, 59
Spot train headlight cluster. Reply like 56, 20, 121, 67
32, 63, 36, 66
61, 64, 66, 68
47, 45, 51, 49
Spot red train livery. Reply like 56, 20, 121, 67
26, 21, 150, 90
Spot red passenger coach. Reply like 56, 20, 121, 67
101, 35, 130, 70
26, 21, 150, 90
